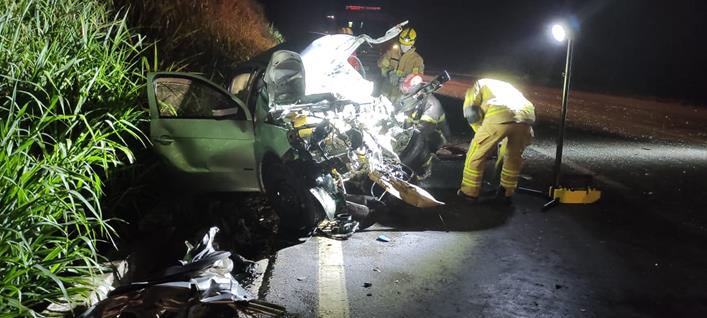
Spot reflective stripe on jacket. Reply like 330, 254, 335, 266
418, 95, 445, 124
463, 78, 535, 126
378, 46, 424, 76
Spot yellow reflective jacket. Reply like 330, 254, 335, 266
463, 78, 535, 131
378, 46, 424, 76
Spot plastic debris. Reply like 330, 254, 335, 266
377, 235, 391, 242
79, 227, 286, 318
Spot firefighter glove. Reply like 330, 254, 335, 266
389, 71, 401, 85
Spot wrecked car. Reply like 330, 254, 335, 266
147, 22, 447, 235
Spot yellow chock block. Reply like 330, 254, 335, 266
549, 187, 601, 204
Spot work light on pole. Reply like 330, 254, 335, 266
551, 24, 567, 42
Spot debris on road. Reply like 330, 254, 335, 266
80, 227, 286, 317
317, 214, 360, 240
377, 235, 391, 242
363, 282, 373, 288
297, 276, 307, 281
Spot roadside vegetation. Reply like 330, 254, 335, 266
116, 0, 283, 80
0, 0, 279, 316
0, 0, 149, 315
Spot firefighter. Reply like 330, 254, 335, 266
378, 27, 424, 101
396, 74, 448, 178
458, 78, 535, 204
398, 73, 448, 149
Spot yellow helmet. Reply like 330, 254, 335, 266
399, 28, 416, 46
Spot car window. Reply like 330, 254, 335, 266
154, 77, 244, 119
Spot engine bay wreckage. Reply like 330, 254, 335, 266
263, 22, 447, 237
148, 22, 449, 238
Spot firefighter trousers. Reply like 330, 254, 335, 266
460, 122, 533, 198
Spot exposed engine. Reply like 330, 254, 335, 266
263, 22, 448, 236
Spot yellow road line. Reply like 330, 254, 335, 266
317, 237, 350, 318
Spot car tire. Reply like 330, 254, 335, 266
262, 158, 323, 235
398, 130, 432, 177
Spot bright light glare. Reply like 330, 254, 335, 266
301, 34, 374, 101
552, 24, 566, 42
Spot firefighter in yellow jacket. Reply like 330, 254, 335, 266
378, 27, 424, 101
458, 78, 535, 203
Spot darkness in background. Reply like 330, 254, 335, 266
260, 0, 707, 104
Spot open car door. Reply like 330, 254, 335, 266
146, 72, 259, 192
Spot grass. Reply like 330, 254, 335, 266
0, 0, 150, 315
1, 0, 280, 315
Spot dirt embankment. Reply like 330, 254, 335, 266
434, 77, 707, 145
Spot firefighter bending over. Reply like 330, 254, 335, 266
378, 27, 424, 101
458, 78, 535, 203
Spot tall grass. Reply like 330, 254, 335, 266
0, 0, 150, 315
116, 0, 282, 80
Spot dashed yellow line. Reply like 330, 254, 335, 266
317, 237, 349, 318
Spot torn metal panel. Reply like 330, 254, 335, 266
369, 170, 445, 208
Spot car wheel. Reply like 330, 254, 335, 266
398, 130, 432, 177
262, 158, 323, 235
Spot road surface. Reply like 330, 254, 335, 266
254, 83, 707, 317
114, 80, 707, 317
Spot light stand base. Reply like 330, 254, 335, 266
516, 185, 601, 211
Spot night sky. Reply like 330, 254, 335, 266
260, 0, 707, 103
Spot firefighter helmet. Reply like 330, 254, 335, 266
399, 28, 417, 46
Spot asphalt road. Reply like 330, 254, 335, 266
254, 90, 707, 317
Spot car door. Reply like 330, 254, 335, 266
146, 72, 259, 192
